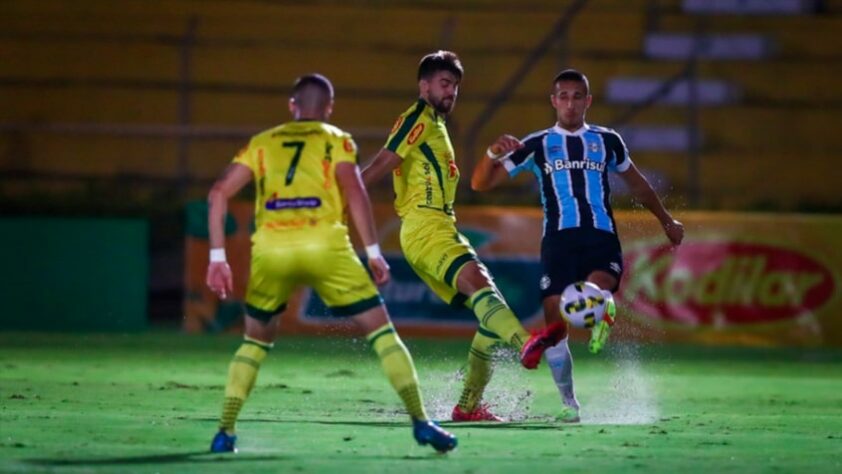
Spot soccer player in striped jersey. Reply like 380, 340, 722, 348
206, 74, 456, 453
363, 51, 565, 423
471, 69, 684, 422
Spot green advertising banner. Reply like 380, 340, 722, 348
0, 218, 148, 332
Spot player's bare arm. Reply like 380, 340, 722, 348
206, 163, 253, 299
361, 148, 402, 187
619, 162, 684, 246
471, 134, 523, 191
336, 161, 391, 286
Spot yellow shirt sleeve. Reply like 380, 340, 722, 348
231, 142, 256, 171
335, 134, 358, 165
384, 111, 429, 160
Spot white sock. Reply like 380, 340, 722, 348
544, 337, 579, 409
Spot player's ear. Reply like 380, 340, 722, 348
325, 100, 334, 118
418, 78, 429, 96
585, 95, 593, 108
288, 97, 296, 115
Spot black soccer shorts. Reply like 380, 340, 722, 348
539, 227, 624, 298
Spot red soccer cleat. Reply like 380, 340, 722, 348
519, 322, 567, 369
451, 404, 504, 422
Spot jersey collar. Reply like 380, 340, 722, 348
552, 122, 589, 136
419, 98, 447, 124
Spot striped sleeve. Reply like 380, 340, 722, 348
502, 133, 543, 177
606, 130, 632, 173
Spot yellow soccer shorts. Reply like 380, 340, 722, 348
244, 231, 382, 321
399, 215, 482, 307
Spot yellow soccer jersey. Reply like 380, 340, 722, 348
233, 120, 357, 238
385, 99, 460, 220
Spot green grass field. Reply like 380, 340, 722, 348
1, 332, 841, 473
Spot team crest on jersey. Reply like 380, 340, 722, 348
407, 123, 425, 145
590, 141, 600, 153
543, 162, 553, 175
540, 275, 551, 290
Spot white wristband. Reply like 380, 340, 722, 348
365, 244, 382, 260
486, 146, 502, 160
210, 248, 227, 263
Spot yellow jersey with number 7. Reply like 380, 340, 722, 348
232, 120, 358, 240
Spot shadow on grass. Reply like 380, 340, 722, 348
25, 450, 287, 467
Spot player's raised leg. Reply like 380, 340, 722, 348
353, 304, 457, 453
456, 262, 531, 350
458, 260, 569, 366
211, 312, 280, 453
586, 271, 619, 355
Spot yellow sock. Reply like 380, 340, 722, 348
467, 287, 530, 349
367, 323, 428, 421
219, 336, 271, 433
457, 326, 500, 412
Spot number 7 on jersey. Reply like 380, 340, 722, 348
282, 141, 305, 186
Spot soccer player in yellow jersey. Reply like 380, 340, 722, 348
362, 51, 565, 422
205, 74, 456, 453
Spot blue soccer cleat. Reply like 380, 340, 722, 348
412, 419, 457, 453
210, 430, 237, 453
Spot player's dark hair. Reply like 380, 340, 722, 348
553, 69, 590, 95
417, 50, 464, 81
292, 73, 334, 110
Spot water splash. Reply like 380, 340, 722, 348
422, 347, 534, 422
582, 341, 659, 425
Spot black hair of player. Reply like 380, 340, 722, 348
417, 51, 464, 82
553, 69, 590, 95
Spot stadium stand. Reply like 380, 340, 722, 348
2, 0, 839, 210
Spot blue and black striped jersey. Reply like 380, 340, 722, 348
502, 123, 632, 236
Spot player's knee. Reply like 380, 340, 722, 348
587, 271, 617, 293
352, 304, 390, 334
243, 315, 280, 343
456, 263, 492, 294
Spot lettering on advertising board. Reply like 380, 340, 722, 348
621, 239, 836, 326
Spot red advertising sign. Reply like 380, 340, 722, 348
622, 240, 836, 326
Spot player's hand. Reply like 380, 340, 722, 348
367, 256, 391, 286
662, 219, 685, 246
206, 262, 234, 300
488, 134, 524, 160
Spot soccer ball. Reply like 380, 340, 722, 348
560, 282, 606, 329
